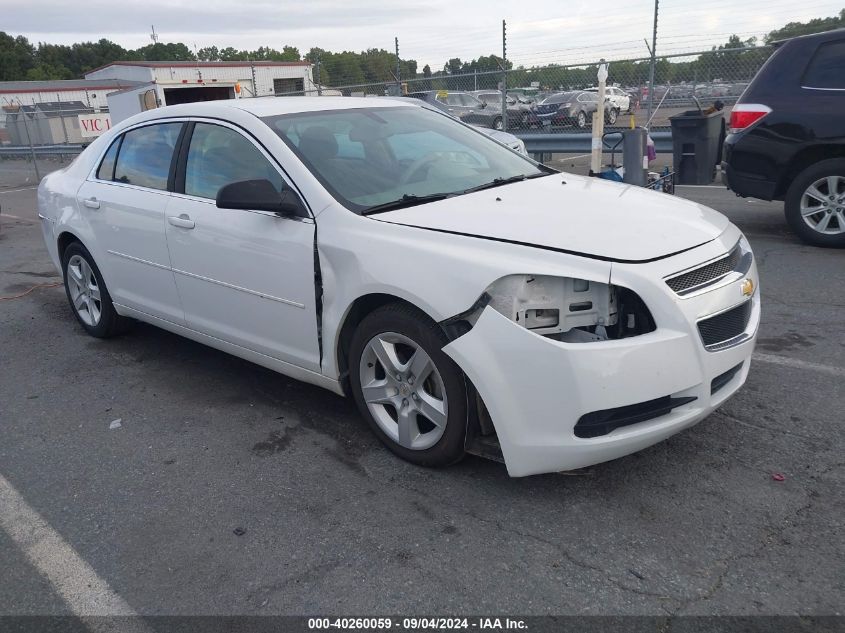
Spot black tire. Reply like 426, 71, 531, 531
576, 110, 587, 128
492, 116, 503, 131
348, 303, 467, 468
784, 158, 845, 248
606, 108, 619, 125
61, 241, 130, 337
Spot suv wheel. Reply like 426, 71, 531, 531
349, 303, 467, 468
785, 159, 845, 247
606, 108, 619, 125
492, 116, 503, 131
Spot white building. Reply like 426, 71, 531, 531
85, 60, 315, 110
0, 78, 145, 111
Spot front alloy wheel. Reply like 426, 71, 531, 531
359, 332, 448, 450
349, 303, 467, 467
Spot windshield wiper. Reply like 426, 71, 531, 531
461, 172, 551, 194
361, 193, 453, 216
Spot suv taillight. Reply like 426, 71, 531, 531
730, 104, 772, 134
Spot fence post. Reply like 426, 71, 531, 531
646, 0, 659, 128
501, 19, 508, 132
395, 37, 401, 92
316, 54, 322, 96
590, 60, 608, 175
20, 110, 41, 181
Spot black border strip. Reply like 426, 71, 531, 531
371, 218, 714, 264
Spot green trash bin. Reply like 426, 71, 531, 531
669, 110, 725, 185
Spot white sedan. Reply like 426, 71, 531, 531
38, 97, 760, 477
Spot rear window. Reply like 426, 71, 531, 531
803, 40, 845, 89
96, 137, 120, 181
114, 123, 182, 190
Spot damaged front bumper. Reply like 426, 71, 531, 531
443, 234, 760, 477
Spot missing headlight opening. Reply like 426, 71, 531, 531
474, 275, 655, 342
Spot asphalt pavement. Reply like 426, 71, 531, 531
0, 175, 843, 619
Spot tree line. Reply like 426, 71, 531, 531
0, 9, 841, 88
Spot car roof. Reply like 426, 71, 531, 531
771, 26, 845, 47
141, 96, 418, 120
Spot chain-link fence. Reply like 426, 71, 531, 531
1, 103, 104, 189
283, 45, 773, 137
0, 44, 774, 190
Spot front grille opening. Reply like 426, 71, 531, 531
698, 301, 752, 348
575, 395, 697, 438
711, 362, 744, 395
666, 245, 741, 294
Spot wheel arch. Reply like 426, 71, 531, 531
776, 145, 845, 199
334, 293, 436, 396
57, 230, 83, 260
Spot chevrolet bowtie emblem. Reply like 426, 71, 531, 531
741, 278, 755, 297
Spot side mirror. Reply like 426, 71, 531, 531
216, 179, 307, 218
480, 101, 487, 109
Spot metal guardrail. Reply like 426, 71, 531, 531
0, 144, 85, 157
514, 130, 672, 155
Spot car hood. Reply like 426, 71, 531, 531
373, 173, 729, 262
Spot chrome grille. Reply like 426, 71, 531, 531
698, 301, 752, 349
666, 245, 741, 294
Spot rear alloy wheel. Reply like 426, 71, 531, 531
62, 242, 129, 337
576, 110, 587, 128
785, 159, 845, 247
349, 304, 467, 467
493, 117, 504, 131
606, 108, 619, 125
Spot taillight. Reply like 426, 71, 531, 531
730, 104, 772, 134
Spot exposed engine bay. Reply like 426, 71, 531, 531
468, 274, 656, 342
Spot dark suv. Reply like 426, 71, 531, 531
723, 29, 845, 246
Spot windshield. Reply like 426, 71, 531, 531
262, 106, 546, 213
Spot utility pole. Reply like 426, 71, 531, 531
646, 0, 659, 128
501, 19, 508, 131
395, 37, 401, 92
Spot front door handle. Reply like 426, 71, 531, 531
83, 197, 100, 209
168, 214, 195, 229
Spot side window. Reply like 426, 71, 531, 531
803, 40, 845, 89
446, 94, 464, 106
184, 123, 284, 200
114, 123, 181, 190
96, 137, 120, 181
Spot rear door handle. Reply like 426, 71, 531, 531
83, 197, 100, 209
168, 214, 195, 229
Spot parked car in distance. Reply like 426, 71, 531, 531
39, 96, 760, 477
407, 90, 504, 130
469, 90, 530, 128
529, 90, 619, 128
584, 86, 632, 113
723, 28, 845, 247
474, 126, 528, 155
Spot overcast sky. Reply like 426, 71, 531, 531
5, 0, 842, 68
